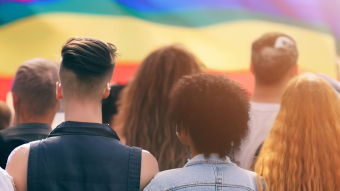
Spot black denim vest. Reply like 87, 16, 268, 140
27, 121, 141, 191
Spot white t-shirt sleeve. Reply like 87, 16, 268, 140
0, 168, 14, 191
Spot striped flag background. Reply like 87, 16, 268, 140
0, 0, 339, 100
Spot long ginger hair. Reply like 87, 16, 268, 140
255, 74, 340, 191
113, 45, 203, 171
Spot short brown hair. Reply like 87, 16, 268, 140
168, 73, 250, 157
252, 32, 298, 84
11, 58, 59, 117
60, 37, 117, 100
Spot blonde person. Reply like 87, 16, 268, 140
255, 74, 340, 190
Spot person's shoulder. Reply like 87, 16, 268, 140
229, 165, 260, 188
230, 164, 257, 177
141, 150, 157, 164
237, 167, 266, 191
7, 143, 30, 164
141, 150, 158, 174
140, 150, 159, 190
144, 168, 186, 191
0, 125, 21, 141
6, 143, 30, 191
154, 167, 185, 178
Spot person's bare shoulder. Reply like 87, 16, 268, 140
140, 150, 159, 190
6, 143, 30, 191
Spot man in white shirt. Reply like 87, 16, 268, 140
236, 32, 299, 169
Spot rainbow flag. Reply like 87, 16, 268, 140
1, 0, 339, 100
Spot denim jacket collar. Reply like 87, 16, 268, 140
48, 121, 120, 141
185, 154, 235, 167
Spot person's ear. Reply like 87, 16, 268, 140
102, 83, 111, 99
6, 92, 15, 126
11, 92, 19, 112
176, 127, 191, 146
56, 82, 63, 100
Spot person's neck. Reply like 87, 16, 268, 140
15, 112, 54, 126
251, 80, 289, 104
63, 99, 102, 124
189, 146, 202, 159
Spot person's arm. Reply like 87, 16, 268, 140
140, 150, 159, 190
6, 144, 30, 191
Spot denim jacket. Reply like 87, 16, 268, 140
144, 154, 259, 191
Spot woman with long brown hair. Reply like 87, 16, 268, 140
113, 45, 203, 171
255, 74, 340, 190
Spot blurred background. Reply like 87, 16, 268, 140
1, 0, 340, 101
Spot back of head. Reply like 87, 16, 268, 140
168, 73, 250, 158
255, 74, 340, 190
11, 58, 59, 119
115, 44, 203, 170
0, 101, 11, 130
60, 37, 117, 101
252, 32, 298, 85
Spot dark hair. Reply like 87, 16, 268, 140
252, 32, 298, 84
102, 84, 125, 124
114, 44, 203, 171
60, 37, 117, 100
168, 73, 250, 157
0, 101, 11, 130
11, 58, 59, 117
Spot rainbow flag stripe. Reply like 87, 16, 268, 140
0, 0, 339, 100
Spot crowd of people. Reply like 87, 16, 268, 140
0, 32, 340, 191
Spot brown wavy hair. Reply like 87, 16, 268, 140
113, 45, 203, 171
255, 74, 340, 191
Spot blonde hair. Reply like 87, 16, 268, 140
255, 74, 340, 191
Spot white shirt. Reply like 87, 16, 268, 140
0, 168, 14, 191
236, 102, 280, 170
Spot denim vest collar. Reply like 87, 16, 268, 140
185, 154, 235, 167
49, 121, 120, 141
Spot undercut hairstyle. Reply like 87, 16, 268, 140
0, 101, 11, 130
168, 73, 250, 158
60, 37, 117, 100
11, 58, 59, 117
252, 32, 298, 84
114, 45, 203, 171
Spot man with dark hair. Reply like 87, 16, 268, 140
0, 58, 60, 169
236, 32, 298, 169
6, 37, 158, 191
145, 73, 260, 191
